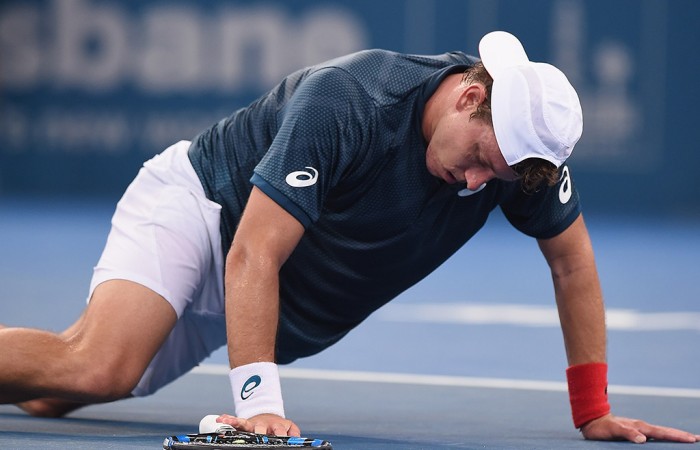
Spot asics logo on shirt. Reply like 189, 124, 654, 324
285, 167, 318, 187
559, 166, 572, 204
240, 375, 261, 400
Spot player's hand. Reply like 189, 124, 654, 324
216, 413, 301, 437
581, 413, 700, 443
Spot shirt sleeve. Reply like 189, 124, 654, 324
251, 68, 376, 228
499, 164, 582, 239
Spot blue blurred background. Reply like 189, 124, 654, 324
1, 3, 699, 430
2, 0, 699, 218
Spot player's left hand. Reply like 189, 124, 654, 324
216, 413, 301, 437
581, 413, 700, 443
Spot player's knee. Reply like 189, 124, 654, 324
64, 344, 143, 401
75, 362, 141, 401
58, 324, 148, 401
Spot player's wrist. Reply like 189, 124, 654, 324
566, 362, 611, 428
229, 362, 285, 419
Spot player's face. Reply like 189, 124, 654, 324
425, 113, 518, 190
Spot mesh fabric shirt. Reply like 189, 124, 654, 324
188, 49, 581, 364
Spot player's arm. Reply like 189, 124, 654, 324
221, 186, 305, 436
538, 213, 699, 443
537, 214, 606, 366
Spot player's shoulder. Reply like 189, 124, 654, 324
303, 49, 476, 105
313, 49, 476, 82
318, 48, 475, 71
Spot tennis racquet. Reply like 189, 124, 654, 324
163, 430, 333, 449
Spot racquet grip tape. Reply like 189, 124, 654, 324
163, 430, 332, 449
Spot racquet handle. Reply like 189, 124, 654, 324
199, 414, 236, 433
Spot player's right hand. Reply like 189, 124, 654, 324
216, 413, 301, 437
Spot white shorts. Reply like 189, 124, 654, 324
89, 140, 227, 396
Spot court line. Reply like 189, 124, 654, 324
375, 303, 700, 332
192, 364, 700, 399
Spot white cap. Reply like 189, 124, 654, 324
478, 31, 583, 168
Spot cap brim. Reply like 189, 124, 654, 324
479, 31, 529, 78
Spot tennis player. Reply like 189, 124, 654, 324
1, 31, 697, 443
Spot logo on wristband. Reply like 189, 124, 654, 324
240, 375, 262, 400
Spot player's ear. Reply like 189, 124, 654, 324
457, 83, 487, 112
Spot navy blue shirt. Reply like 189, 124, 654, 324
188, 49, 581, 363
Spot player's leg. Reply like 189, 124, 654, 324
13, 311, 89, 417
0, 279, 177, 406
9, 281, 179, 417
2, 140, 224, 416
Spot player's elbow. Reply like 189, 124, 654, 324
226, 238, 285, 276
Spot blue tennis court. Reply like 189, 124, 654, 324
1, 199, 698, 449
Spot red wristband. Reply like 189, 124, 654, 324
566, 362, 611, 428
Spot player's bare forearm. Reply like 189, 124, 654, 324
225, 187, 305, 368
225, 247, 281, 366
538, 214, 606, 365
552, 259, 606, 365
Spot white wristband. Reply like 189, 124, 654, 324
229, 362, 285, 419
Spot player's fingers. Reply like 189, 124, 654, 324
634, 422, 699, 443
271, 422, 289, 437
218, 415, 253, 432
254, 422, 268, 435
610, 422, 646, 443
288, 421, 302, 437
216, 414, 235, 424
